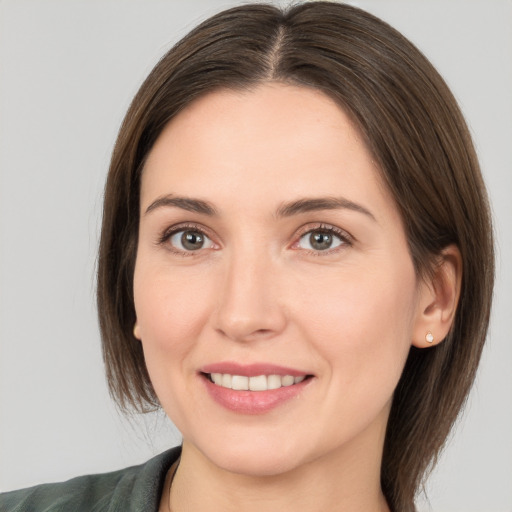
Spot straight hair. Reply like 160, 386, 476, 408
97, 3, 494, 510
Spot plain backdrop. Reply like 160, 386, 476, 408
0, 1, 511, 510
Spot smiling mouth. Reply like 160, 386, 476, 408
203, 373, 312, 391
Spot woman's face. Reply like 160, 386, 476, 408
134, 83, 425, 476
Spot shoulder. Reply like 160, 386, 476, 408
0, 446, 181, 512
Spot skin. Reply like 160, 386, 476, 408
133, 83, 460, 512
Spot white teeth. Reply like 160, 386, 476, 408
267, 374, 282, 390
221, 374, 232, 388
249, 375, 267, 391
209, 373, 307, 391
232, 375, 249, 390
281, 375, 295, 387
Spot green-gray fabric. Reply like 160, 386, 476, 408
0, 446, 181, 511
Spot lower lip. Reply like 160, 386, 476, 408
202, 375, 312, 415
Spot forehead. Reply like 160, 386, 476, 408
140, 83, 394, 220
149, 83, 367, 160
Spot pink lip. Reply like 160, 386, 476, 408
199, 362, 314, 415
200, 362, 309, 377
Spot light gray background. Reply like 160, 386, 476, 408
0, 1, 511, 510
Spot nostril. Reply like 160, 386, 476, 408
215, 326, 276, 343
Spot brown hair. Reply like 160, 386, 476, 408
97, 2, 494, 510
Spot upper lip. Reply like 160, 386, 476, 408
200, 362, 311, 377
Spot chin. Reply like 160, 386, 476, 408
214, 449, 303, 477
191, 431, 315, 477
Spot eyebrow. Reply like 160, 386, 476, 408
145, 195, 217, 216
276, 197, 376, 221
144, 194, 376, 222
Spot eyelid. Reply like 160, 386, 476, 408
157, 222, 220, 255
156, 221, 353, 256
291, 223, 354, 252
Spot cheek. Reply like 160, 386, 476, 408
132, 261, 218, 423
133, 261, 215, 361
295, 261, 417, 399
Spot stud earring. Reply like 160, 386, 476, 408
133, 323, 140, 340
425, 331, 434, 344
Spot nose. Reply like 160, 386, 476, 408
213, 249, 287, 343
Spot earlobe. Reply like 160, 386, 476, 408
133, 322, 141, 340
412, 245, 462, 348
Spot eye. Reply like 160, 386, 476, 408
168, 229, 215, 252
296, 228, 347, 252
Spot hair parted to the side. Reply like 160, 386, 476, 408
97, 2, 494, 510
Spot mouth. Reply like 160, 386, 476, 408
199, 362, 315, 413
202, 372, 312, 391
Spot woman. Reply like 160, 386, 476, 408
0, 2, 494, 511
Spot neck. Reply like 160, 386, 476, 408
168, 420, 390, 512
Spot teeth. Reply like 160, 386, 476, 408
221, 374, 232, 388
249, 375, 267, 391
209, 373, 307, 391
232, 375, 249, 390
267, 374, 282, 390
281, 375, 295, 387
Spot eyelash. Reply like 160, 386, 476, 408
157, 223, 217, 257
293, 223, 353, 255
157, 222, 353, 257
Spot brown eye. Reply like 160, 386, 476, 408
298, 229, 344, 252
169, 230, 214, 251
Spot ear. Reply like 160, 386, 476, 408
133, 322, 141, 340
412, 244, 462, 348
